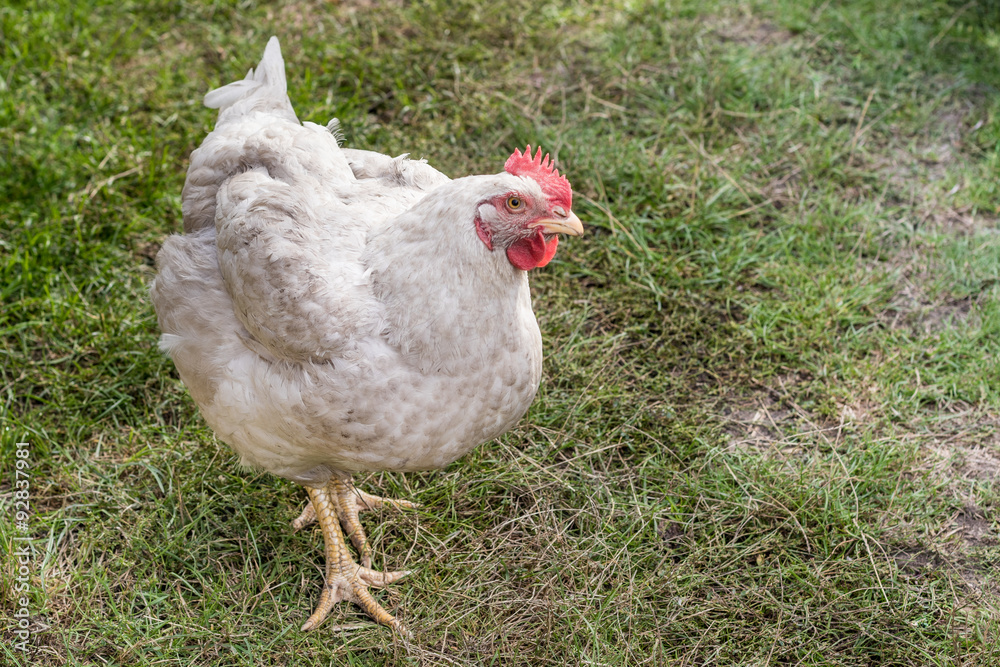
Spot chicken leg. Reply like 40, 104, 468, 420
296, 479, 415, 633
293, 479, 419, 569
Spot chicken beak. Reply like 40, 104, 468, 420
531, 210, 584, 237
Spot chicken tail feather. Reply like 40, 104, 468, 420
204, 36, 291, 115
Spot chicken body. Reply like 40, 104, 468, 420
151, 37, 581, 633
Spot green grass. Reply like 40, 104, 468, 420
3, 0, 1000, 664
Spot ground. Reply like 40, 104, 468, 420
2, 0, 1000, 664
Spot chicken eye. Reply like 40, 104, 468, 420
506, 196, 523, 211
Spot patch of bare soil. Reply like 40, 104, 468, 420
921, 412, 1000, 483
878, 279, 981, 335
894, 540, 998, 598
959, 446, 1000, 482
721, 373, 843, 456
891, 545, 998, 602
722, 394, 796, 453
880, 107, 965, 186
724, 373, 1000, 598
709, 15, 794, 46
956, 505, 993, 541
895, 413, 1000, 595
874, 101, 998, 235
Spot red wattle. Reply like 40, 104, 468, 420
538, 234, 559, 267
506, 230, 558, 271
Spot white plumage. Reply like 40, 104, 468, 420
151, 37, 582, 632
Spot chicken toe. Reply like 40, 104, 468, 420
301, 483, 411, 634
291, 501, 317, 531
331, 478, 419, 569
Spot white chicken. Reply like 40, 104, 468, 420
151, 37, 583, 633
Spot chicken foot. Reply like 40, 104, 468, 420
298, 481, 414, 634
292, 480, 419, 569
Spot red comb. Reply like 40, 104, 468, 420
504, 145, 572, 210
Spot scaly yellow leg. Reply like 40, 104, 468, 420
292, 480, 419, 569
300, 482, 411, 634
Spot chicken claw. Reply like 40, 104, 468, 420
300, 482, 412, 634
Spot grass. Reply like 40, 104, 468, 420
2, 0, 1000, 663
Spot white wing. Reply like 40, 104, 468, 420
213, 163, 380, 362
